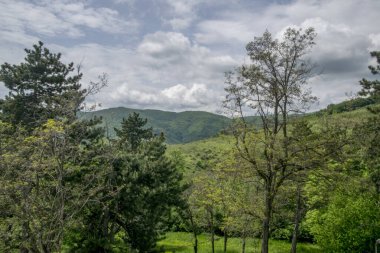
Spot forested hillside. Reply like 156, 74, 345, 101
80, 107, 232, 143
81, 96, 375, 145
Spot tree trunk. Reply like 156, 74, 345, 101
241, 236, 246, 253
224, 230, 228, 253
261, 218, 270, 253
261, 187, 273, 253
211, 229, 215, 253
210, 210, 215, 253
291, 185, 302, 253
189, 209, 198, 253
193, 235, 198, 253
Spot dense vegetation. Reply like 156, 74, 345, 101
0, 30, 379, 253
0, 42, 184, 252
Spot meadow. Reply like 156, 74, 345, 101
157, 232, 322, 253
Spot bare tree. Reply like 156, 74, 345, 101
223, 27, 317, 253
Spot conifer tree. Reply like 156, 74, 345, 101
0, 42, 106, 252
0, 41, 85, 131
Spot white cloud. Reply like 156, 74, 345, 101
166, 0, 194, 15
193, 0, 380, 109
113, 0, 135, 5
1, 0, 379, 112
167, 17, 193, 30
0, 0, 137, 41
138, 32, 192, 58
195, 20, 252, 45
109, 83, 219, 111
161, 83, 216, 108
43, 31, 237, 112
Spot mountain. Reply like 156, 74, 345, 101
80, 107, 232, 144
80, 97, 378, 144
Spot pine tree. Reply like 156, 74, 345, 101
114, 112, 153, 151
0, 42, 106, 252
74, 113, 184, 252
359, 51, 380, 102
0, 41, 85, 131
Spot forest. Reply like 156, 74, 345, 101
0, 27, 379, 253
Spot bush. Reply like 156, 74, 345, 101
307, 189, 380, 253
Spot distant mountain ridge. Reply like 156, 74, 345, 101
80, 107, 231, 144
80, 97, 378, 144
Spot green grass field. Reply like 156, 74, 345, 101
157, 232, 321, 253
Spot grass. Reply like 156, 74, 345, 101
157, 232, 322, 253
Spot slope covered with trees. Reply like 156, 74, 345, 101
80, 107, 232, 144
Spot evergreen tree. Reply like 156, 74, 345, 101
359, 51, 380, 102
73, 113, 184, 252
0, 42, 106, 252
115, 113, 184, 252
0, 41, 85, 131
115, 112, 153, 151
356, 51, 380, 193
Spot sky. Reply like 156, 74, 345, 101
0, 0, 379, 113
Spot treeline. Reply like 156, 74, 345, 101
320, 96, 378, 115
0, 42, 185, 252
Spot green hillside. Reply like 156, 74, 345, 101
169, 102, 379, 169
80, 107, 232, 144
80, 97, 377, 144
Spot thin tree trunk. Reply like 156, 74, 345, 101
291, 185, 302, 253
241, 236, 246, 253
224, 230, 228, 253
211, 230, 215, 253
189, 209, 198, 253
193, 234, 198, 253
210, 210, 215, 253
261, 186, 273, 253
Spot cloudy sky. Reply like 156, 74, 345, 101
0, 0, 379, 113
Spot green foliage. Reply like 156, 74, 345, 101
224, 27, 318, 253
0, 118, 105, 252
292, 50, 380, 253
71, 112, 185, 252
0, 42, 105, 253
322, 97, 377, 114
307, 188, 380, 253
0, 42, 186, 252
115, 112, 153, 151
0, 41, 84, 131
2, 40, 380, 253
359, 51, 380, 101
